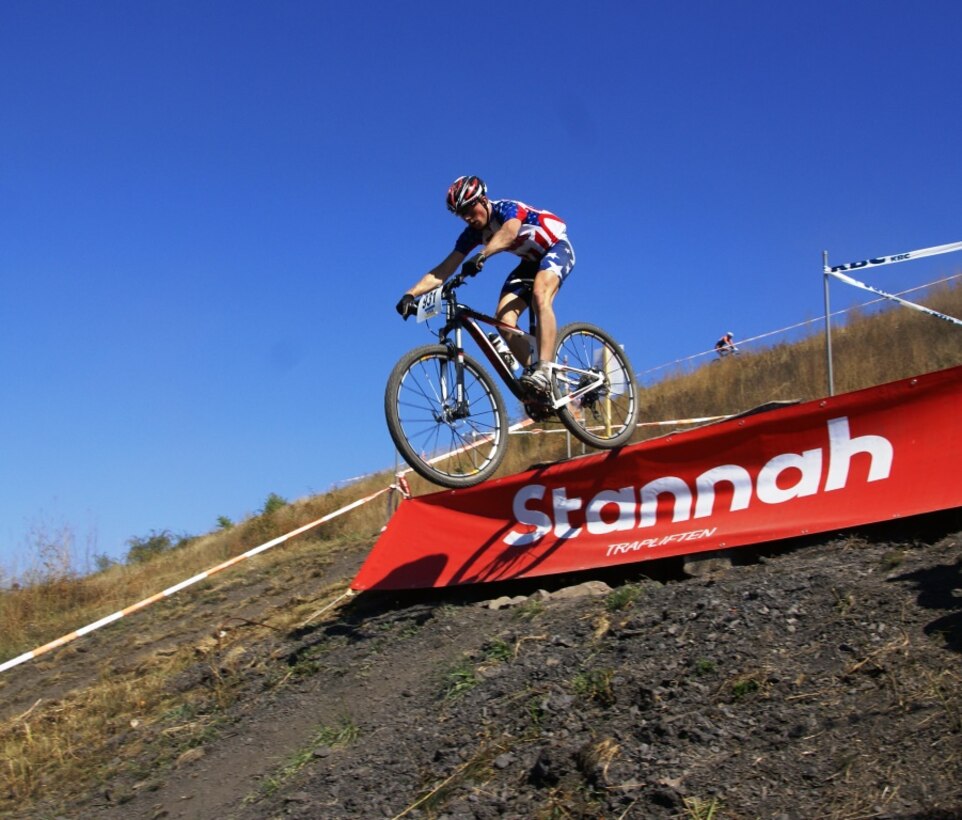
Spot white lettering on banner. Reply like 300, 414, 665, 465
606, 528, 718, 557
503, 416, 893, 547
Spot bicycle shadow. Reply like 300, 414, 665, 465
889, 556, 962, 653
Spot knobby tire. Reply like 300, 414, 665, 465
385, 344, 508, 488
552, 322, 640, 449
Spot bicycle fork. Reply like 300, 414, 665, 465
435, 332, 471, 424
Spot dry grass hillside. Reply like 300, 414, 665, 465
0, 280, 960, 816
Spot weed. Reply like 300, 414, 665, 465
396, 732, 516, 817
833, 588, 856, 616
443, 658, 480, 701
572, 668, 616, 707
514, 599, 544, 621
313, 719, 360, 747
483, 638, 512, 663
249, 718, 358, 801
526, 695, 547, 729
731, 677, 761, 699
694, 658, 717, 675
606, 583, 642, 612
534, 782, 606, 818
684, 795, 721, 819
290, 658, 321, 678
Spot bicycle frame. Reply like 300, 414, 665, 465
426, 279, 606, 412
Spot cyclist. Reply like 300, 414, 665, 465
395, 175, 575, 398
715, 331, 738, 358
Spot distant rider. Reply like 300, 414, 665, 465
715, 331, 738, 358
395, 175, 575, 397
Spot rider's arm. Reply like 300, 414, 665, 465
478, 217, 521, 258
405, 250, 464, 297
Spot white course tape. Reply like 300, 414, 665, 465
0, 487, 390, 675
511, 414, 732, 435
394, 418, 536, 475
827, 270, 962, 327
639, 272, 962, 378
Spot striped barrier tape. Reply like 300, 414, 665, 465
511, 414, 733, 435
0, 486, 391, 675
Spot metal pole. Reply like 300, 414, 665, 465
603, 345, 612, 438
390, 451, 400, 517
823, 250, 835, 396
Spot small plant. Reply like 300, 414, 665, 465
833, 588, 856, 615
312, 719, 359, 747
526, 695, 546, 729
513, 598, 544, 621
482, 638, 512, 663
694, 658, 717, 675
731, 677, 760, 699
684, 795, 721, 819
572, 668, 616, 707
606, 583, 642, 612
216, 515, 234, 531
443, 658, 480, 701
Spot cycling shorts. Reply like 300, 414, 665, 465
499, 238, 575, 303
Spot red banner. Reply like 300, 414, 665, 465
353, 366, 962, 591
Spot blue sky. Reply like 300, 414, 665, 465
2, 0, 960, 575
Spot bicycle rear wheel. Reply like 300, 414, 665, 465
553, 322, 640, 449
385, 344, 509, 488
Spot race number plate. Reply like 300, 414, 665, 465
417, 286, 443, 323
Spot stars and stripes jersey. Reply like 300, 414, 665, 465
454, 199, 568, 262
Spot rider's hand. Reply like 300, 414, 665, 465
396, 293, 416, 320
461, 253, 486, 277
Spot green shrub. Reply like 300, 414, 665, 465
260, 493, 288, 516
125, 530, 193, 564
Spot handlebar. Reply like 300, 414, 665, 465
442, 269, 475, 296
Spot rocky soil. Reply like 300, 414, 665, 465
9, 512, 962, 819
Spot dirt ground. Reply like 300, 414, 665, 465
5, 510, 962, 820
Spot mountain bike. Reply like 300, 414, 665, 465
385, 269, 640, 488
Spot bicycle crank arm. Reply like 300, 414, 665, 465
548, 370, 606, 410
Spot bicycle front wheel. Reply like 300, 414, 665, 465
385, 344, 509, 488
553, 322, 640, 449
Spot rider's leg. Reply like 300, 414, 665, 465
531, 271, 560, 364
517, 240, 574, 396
495, 292, 532, 367
531, 238, 575, 364
517, 273, 561, 396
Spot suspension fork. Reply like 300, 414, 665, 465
439, 304, 471, 419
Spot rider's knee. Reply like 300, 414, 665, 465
531, 285, 554, 311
